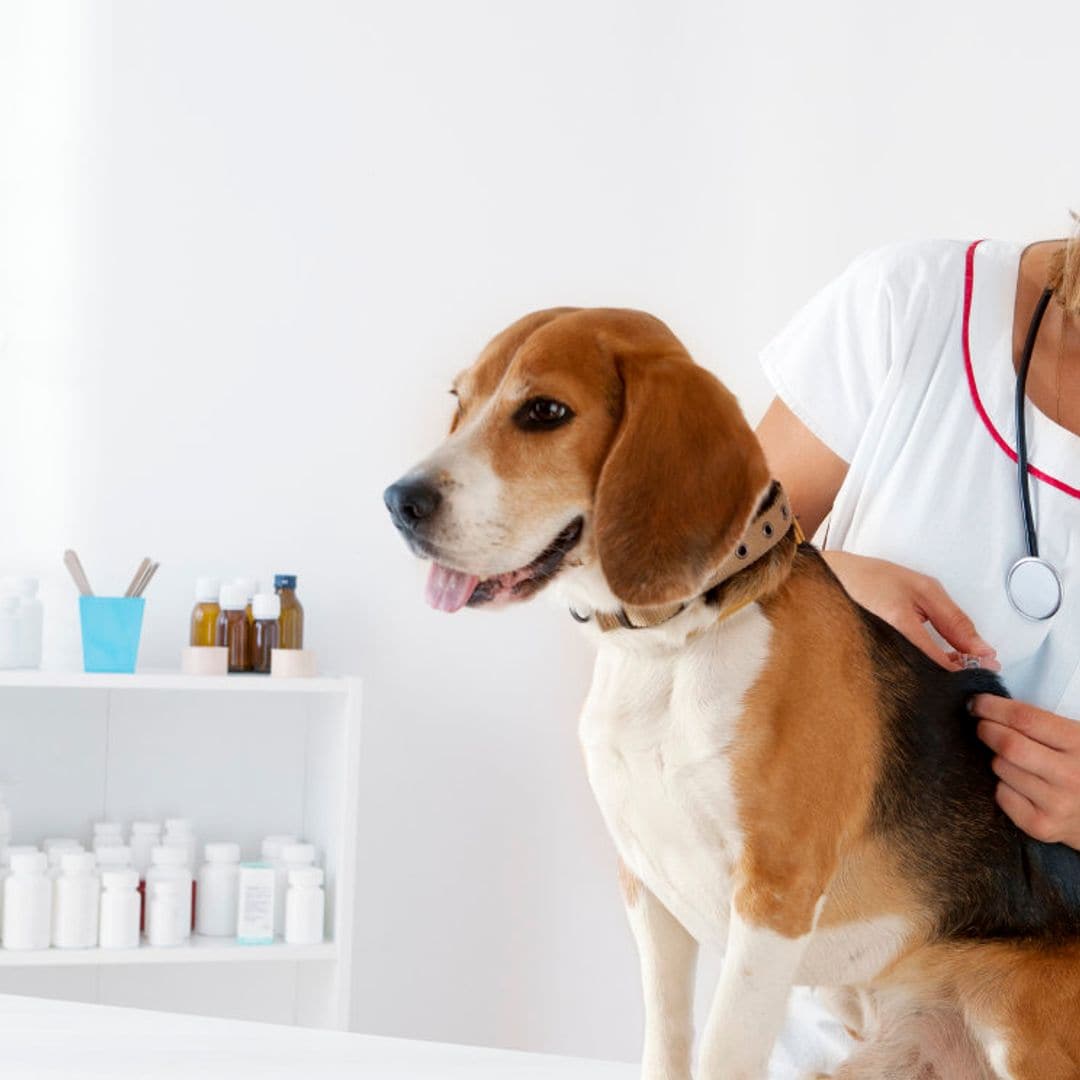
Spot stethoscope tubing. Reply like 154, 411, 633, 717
1008, 283, 1062, 621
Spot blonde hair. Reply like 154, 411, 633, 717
1048, 212, 1080, 315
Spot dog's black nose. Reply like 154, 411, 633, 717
384, 478, 442, 531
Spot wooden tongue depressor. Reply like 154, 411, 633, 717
123, 557, 151, 598
133, 561, 160, 598
63, 550, 94, 596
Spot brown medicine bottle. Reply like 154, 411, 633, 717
189, 577, 220, 647
215, 584, 251, 672
251, 593, 280, 674
274, 574, 304, 649
233, 577, 258, 627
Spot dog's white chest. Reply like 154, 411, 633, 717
579, 608, 772, 946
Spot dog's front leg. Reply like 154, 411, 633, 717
696, 885, 822, 1080
619, 860, 698, 1080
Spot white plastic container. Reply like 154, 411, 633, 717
129, 822, 162, 876
0, 789, 11, 851
0, 577, 43, 669
146, 878, 187, 947
274, 842, 315, 937
146, 845, 192, 943
95, 844, 133, 872
284, 866, 325, 945
261, 834, 298, 862
163, 818, 197, 868
0, 596, 20, 670
99, 869, 140, 949
261, 835, 297, 936
43, 837, 82, 855
0, 845, 37, 934
3, 851, 51, 950
92, 822, 125, 851
236, 864, 275, 945
52, 851, 99, 948
46, 843, 84, 881
195, 841, 241, 937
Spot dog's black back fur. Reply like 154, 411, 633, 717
843, 569, 1080, 942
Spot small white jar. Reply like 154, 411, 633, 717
3, 851, 51, 950
195, 842, 241, 937
261, 834, 298, 936
274, 842, 315, 937
0, 845, 37, 931
46, 842, 84, 881
99, 869, 140, 949
284, 866, 325, 945
0, 577, 43, 669
53, 851, 99, 948
146, 845, 192, 942
146, 878, 187, 947
0, 596, 19, 670
95, 844, 133, 872
163, 818, 197, 869
92, 822, 124, 851
129, 822, 161, 876
42, 837, 82, 855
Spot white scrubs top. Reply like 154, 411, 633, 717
758, 238, 1080, 1076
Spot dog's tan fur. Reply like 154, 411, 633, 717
390, 308, 1080, 1079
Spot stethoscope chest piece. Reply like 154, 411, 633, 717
1006, 556, 1062, 621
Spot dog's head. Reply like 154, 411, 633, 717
384, 308, 769, 614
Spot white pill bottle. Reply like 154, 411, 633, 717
3, 851, 51, 950
99, 869, 140, 949
53, 851, 100, 948
284, 866, 325, 945
195, 842, 240, 937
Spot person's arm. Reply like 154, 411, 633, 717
756, 397, 998, 671
755, 398, 848, 539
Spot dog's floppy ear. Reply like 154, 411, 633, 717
593, 351, 770, 608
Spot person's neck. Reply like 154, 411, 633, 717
1013, 240, 1080, 436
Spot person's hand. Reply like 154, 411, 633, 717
972, 694, 1080, 849
821, 551, 1000, 672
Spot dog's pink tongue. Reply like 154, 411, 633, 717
425, 564, 480, 612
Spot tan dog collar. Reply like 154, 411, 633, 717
571, 482, 802, 633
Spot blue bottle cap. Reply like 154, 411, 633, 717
274, 574, 297, 590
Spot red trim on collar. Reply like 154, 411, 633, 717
962, 239, 1080, 500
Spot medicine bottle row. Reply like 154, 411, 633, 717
190, 575, 304, 673
0, 820, 325, 951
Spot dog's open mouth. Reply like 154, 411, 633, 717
424, 517, 584, 613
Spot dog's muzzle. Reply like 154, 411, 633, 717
384, 477, 442, 535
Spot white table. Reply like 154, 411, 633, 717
0, 995, 639, 1078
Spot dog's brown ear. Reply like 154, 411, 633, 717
593, 351, 770, 608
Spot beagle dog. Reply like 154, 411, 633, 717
384, 308, 1080, 1079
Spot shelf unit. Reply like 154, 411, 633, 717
0, 670, 361, 1030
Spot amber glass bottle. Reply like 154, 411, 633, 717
189, 577, 220, 647
251, 593, 280, 674
233, 577, 258, 628
274, 574, 304, 649
215, 584, 251, 672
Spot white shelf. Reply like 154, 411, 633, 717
0, 670, 351, 694
0, 938, 337, 967
0, 670, 362, 1029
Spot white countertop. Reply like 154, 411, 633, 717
0, 995, 639, 1078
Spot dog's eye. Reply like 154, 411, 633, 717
514, 397, 574, 431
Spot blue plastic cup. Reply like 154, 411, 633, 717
79, 596, 145, 674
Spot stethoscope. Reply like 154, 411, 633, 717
1006, 285, 1063, 621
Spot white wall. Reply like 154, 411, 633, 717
2, 0, 1078, 1062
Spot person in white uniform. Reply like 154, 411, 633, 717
754, 230, 1080, 1076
